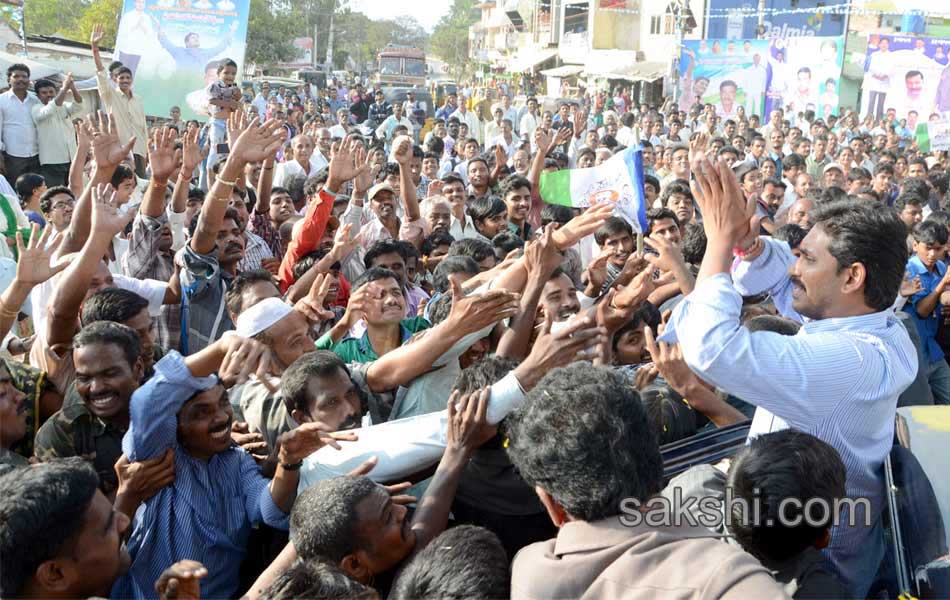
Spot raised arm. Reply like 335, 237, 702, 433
0, 225, 67, 340
48, 184, 133, 347
69, 122, 90, 198
90, 24, 106, 74
391, 135, 420, 222
139, 128, 177, 218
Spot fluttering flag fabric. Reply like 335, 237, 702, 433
538, 146, 649, 233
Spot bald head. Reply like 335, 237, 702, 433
787, 196, 814, 229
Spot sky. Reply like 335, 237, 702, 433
347, 0, 450, 31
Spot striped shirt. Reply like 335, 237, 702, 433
659, 237, 917, 597
113, 352, 289, 600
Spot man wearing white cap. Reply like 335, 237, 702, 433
821, 162, 846, 190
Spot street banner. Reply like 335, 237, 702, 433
917, 120, 950, 153
113, 0, 250, 120
678, 39, 770, 118
861, 34, 950, 122
765, 37, 844, 120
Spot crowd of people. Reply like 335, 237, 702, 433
0, 25, 949, 600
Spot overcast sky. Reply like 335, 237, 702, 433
348, 0, 451, 31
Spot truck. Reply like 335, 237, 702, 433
375, 44, 427, 88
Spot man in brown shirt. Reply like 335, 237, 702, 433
506, 363, 788, 599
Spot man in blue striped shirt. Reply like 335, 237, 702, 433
112, 334, 348, 599
659, 156, 917, 597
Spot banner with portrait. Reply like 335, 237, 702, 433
764, 37, 844, 120
861, 34, 950, 123
678, 39, 770, 118
113, 0, 250, 120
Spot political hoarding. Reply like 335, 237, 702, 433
706, 0, 846, 39
861, 34, 950, 122
765, 37, 844, 120
113, 0, 249, 120
678, 39, 770, 119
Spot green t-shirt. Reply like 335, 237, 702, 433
316, 317, 431, 363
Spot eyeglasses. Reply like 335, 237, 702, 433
51, 200, 74, 210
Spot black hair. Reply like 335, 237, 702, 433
363, 239, 407, 270
290, 476, 380, 562
594, 216, 633, 246
727, 430, 846, 564
187, 187, 205, 203
280, 351, 350, 414
782, 153, 805, 170
33, 78, 56, 94
912, 220, 949, 246
899, 177, 931, 204
466, 195, 507, 226
611, 301, 662, 354
440, 173, 464, 187
644, 174, 661, 194
855, 187, 880, 203
681, 221, 707, 265
391, 525, 509, 600
772, 224, 807, 250
352, 266, 400, 291
217, 58, 238, 72
506, 363, 663, 520
73, 321, 141, 368
0, 458, 99, 597
926, 210, 950, 232
744, 315, 802, 336
39, 185, 74, 214
894, 193, 925, 212
811, 199, 908, 312
540, 203, 573, 227
80, 288, 149, 328
819, 186, 848, 205
421, 231, 455, 257
6, 63, 29, 79
640, 384, 697, 445
110, 164, 135, 189
499, 174, 531, 198
873, 163, 895, 177
14, 173, 45, 202
491, 231, 524, 258
847, 167, 871, 182
293, 249, 340, 281
259, 558, 377, 600
646, 207, 679, 235
446, 238, 494, 265
659, 179, 692, 208
718, 145, 739, 158
225, 269, 279, 317
303, 168, 330, 197
432, 255, 479, 294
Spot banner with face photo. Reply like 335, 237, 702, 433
764, 37, 844, 121
678, 39, 771, 119
861, 34, 950, 123
113, 0, 250, 119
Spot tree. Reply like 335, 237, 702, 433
430, 0, 478, 78
21, 0, 87, 38
246, 0, 298, 65
72, 0, 123, 47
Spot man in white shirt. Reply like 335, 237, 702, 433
450, 102, 482, 145
32, 75, 83, 187
375, 102, 414, 145
519, 97, 540, 143
500, 94, 519, 136
252, 82, 271, 115
0, 63, 41, 184
328, 107, 350, 139
274, 134, 328, 188
660, 159, 916, 598
484, 106, 504, 145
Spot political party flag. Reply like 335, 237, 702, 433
918, 120, 950, 153
538, 146, 649, 232
916, 122, 931, 153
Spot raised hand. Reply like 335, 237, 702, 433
516, 314, 609, 389
86, 112, 136, 171
390, 135, 413, 165
690, 156, 757, 248
277, 421, 358, 465
331, 221, 361, 259
900, 272, 923, 298
328, 138, 368, 191
445, 277, 520, 335
352, 144, 375, 196
551, 202, 614, 250
426, 179, 444, 198
612, 255, 655, 310
644, 327, 706, 396
553, 125, 572, 148
227, 117, 283, 165
180, 127, 202, 174
90, 24, 105, 46
643, 234, 686, 274
14, 223, 69, 286
584, 250, 612, 294
340, 281, 375, 328
91, 183, 134, 236
217, 334, 275, 388
493, 142, 508, 167
446, 388, 496, 454
75, 120, 92, 152
524, 225, 562, 281
293, 272, 335, 323
155, 560, 207, 600
688, 131, 709, 164
148, 127, 178, 183
226, 109, 248, 146
230, 421, 268, 463
534, 127, 552, 153
114, 449, 176, 509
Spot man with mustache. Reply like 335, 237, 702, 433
112, 333, 345, 600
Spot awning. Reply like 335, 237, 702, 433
507, 48, 557, 73
540, 64, 584, 78
585, 61, 667, 82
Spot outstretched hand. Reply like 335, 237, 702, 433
155, 560, 207, 600
91, 183, 134, 237
86, 112, 136, 171
14, 223, 69, 286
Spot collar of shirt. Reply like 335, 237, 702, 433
356, 320, 415, 359
798, 309, 892, 335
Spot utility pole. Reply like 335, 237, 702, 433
670, 0, 687, 107
325, 9, 335, 74
312, 23, 319, 69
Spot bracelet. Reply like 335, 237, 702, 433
263, 166, 274, 171
280, 460, 303, 471
216, 177, 238, 188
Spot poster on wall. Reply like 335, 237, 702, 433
765, 37, 844, 119
861, 34, 950, 122
113, 0, 250, 119
678, 39, 770, 117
